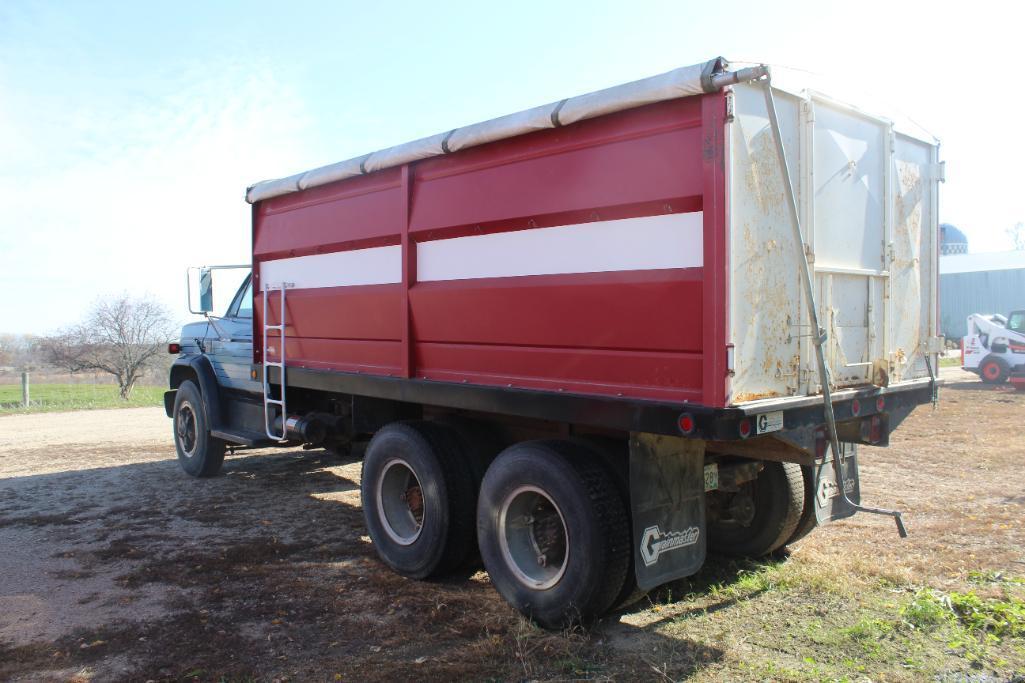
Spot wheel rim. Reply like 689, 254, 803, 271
376, 459, 425, 546
983, 362, 1000, 380
498, 486, 569, 590
175, 402, 198, 457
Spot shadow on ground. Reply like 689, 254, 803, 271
0, 446, 758, 681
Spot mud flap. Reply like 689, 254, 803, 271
813, 441, 861, 524
629, 433, 706, 591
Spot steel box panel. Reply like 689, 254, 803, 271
414, 342, 703, 402
254, 168, 404, 260
409, 98, 706, 237
409, 269, 704, 352
263, 284, 402, 342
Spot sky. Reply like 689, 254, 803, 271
2, 0, 1023, 334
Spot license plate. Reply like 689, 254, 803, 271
755, 410, 784, 434
703, 463, 718, 491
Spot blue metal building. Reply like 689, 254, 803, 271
939, 251, 1025, 341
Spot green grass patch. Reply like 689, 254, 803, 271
903, 588, 1025, 640
0, 383, 164, 415
643, 559, 1025, 681
938, 356, 961, 367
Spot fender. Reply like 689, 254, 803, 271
166, 354, 224, 430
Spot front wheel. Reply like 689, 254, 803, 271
980, 356, 1010, 384
173, 380, 226, 477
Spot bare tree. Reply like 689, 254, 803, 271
1007, 222, 1025, 251
42, 295, 176, 399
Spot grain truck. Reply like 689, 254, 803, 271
166, 58, 942, 627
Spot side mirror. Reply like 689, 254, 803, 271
198, 267, 214, 313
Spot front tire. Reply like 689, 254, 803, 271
980, 356, 1010, 384
477, 441, 630, 629
172, 380, 226, 478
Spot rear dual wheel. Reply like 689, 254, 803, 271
362, 428, 633, 627
477, 441, 631, 628
707, 460, 804, 557
360, 421, 479, 579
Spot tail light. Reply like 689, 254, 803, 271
168, 342, 181, 354
851, 398, 861, 417
738, 418, 752, 439
678, 413, 696, 435
876, 396, 885, 412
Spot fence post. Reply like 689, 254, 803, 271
22, 371, 29, 407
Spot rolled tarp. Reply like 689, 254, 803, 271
246, 57, 727, 204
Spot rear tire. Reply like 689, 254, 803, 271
782, 464, 818, 547
173, 380, 226, 478
361, 421, 477, 579
708, 461, 803, 557
477, 440, 631, 629
980, 356, 1010, 384
578, 437, 647, 611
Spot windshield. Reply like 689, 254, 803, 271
225, 274, 253, 318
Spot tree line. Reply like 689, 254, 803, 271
2, 294, 176, 399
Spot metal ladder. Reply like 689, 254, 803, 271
262, 282, 292, 441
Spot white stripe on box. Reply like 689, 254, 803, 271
416, 212, 703, 282
258, 212, 703, 291
259, 244, 401, 290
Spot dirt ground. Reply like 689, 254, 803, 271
1, 368, 1023, 682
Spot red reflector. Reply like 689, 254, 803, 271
815, 429, 827, 459
168, 343, 181, 354
851, 398, 861, 417
869, 415, 882, 443
875, 396, 885, 412
678, 413, 696, 435
738, 418, 752, 439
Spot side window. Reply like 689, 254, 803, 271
1008, 311, 1025, 333
235, 280, 254, 319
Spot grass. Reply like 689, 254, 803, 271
939, 356, 961, 367
628, 559, 1025, 682
0, 383, 164, 415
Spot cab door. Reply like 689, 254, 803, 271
207, 276, 260, 393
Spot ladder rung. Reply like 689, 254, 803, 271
266, 399, 284, 406
265, 361, 284, 367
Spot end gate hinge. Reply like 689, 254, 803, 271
931, 161, 946, 183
